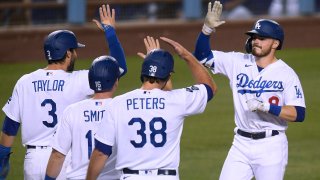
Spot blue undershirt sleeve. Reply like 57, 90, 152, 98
294, 106, 305, 122
194, 32, 213, 62
203, 84, 214, 102
94, 139, 112, 156
2, 116, 20, 136
104, 25, 127, 77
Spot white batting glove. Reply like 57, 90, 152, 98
246, 98, 270, 112
202, 1, 226, 35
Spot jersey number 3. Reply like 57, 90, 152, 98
41, 99, 58, 128
129, 117, 167, 148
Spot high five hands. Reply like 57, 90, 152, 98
93, 4, 116, 31
202, 1, 225, 35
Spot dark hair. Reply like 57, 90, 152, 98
47, 48, 74, 64
140, 75, 170, 84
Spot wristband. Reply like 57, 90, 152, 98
101, 24, 113, 32
202, 24, 215, 35
0, 144, 11, 157
268, 104, 282, 116
44, 175, 56, 180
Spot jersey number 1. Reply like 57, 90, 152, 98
86, 130, 93, 159
128, 117, 167, 148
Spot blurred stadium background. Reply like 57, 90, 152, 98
0, 0, 320, 179
0, 0, 320, 62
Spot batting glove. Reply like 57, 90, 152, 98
202, 1, 225, 35
0, 145, 11, 179
246, 98, 270, 112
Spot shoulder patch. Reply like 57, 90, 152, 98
185, 85, 199, 92
6, 97, 12, 104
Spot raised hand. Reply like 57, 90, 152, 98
203, 1, 225, 35
160, 37, 191, 60
92, 4, 115, 31
137, 36, 160, 59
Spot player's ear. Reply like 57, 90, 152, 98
272, 40, 280, 49
66, 50, 72, 58
112, 80, 119, 91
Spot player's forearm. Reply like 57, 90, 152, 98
46, 150, 66, 178
105, 26, 127, 76
0, 132, 15, 147
194, 32, 212, 61
265, 104, 305, 122
86, 149, 109, 180
185, 53, 217, 93
279, 106, 301, 122
248, 100, 305, 122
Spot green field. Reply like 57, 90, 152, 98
0, 48, 319, 179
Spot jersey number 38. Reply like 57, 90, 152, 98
129, 117, 167, 148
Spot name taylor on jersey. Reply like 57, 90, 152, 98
32, 79, 65, 92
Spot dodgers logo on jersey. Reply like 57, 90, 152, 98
294, 85, 303, 98
236, 73, 284, 97
186, 85, 199, 92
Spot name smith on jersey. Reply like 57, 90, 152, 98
32, 80, 65, 92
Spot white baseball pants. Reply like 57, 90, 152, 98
23, 146, 69, 180
219, 131, 288, 180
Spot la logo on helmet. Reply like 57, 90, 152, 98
255, 22, 261, 30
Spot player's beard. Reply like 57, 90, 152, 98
252, 45, 273, 58
67, 57, 75, 72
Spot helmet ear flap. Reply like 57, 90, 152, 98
245, 37, 253, 54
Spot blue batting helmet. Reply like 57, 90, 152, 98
88, 56, 120, 92
43, 30, 85, 61
141, 49, 174, 80
245, 19, 284, 50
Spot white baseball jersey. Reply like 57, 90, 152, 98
2, 69, 93, 146
95, 85, 209, 171
204, 50, 305, 132
52, 98, 119, 179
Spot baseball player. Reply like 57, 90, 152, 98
45, 55, 125, 180
0, 29, 90, 180
44, 4, 127, 180
86, 37, 217, 180
0, 5, 128, 180
194, 1, 306, 180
